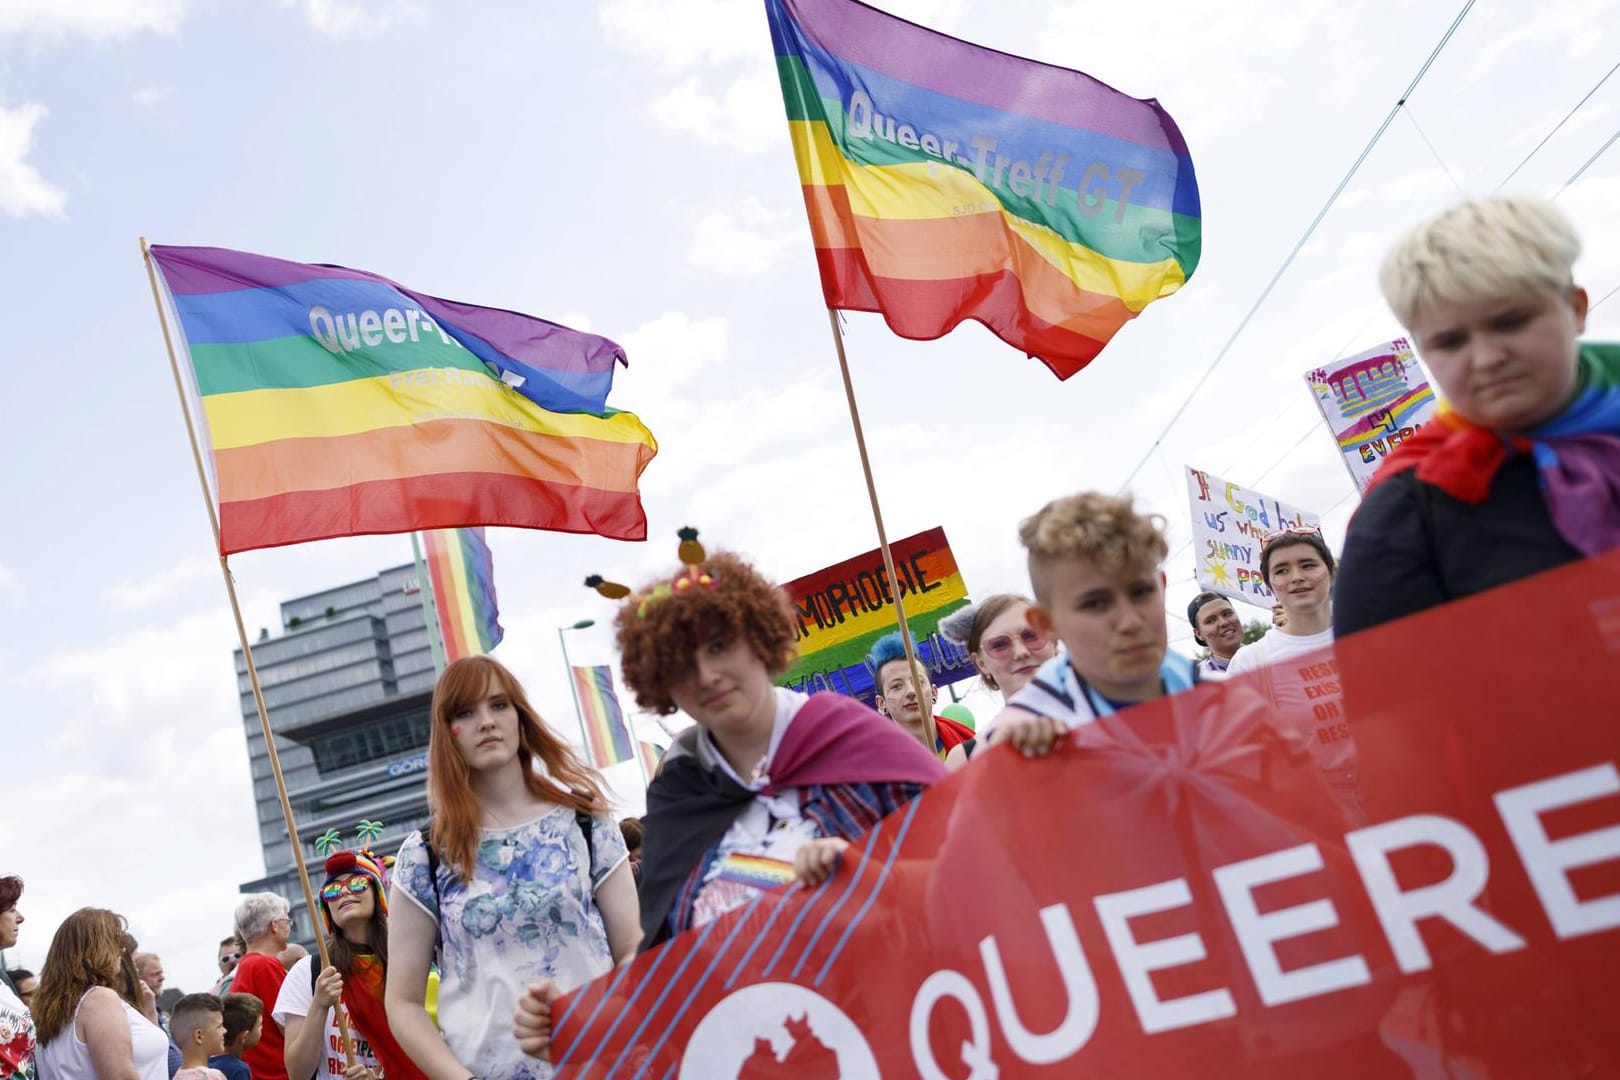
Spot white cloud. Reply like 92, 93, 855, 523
131, 85, 175, 107
0, 102, 67, 219
0, 561, 15, 592
648, 68, 784, 154
6, 603, 270, 988
279, 0, 417, 35
0, 0, 185, 40
598, 0, 761, 75
618, 311, 730, 396
686, 196, 808, 275
102, 556, 218, 612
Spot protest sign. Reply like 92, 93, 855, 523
553, 550, 1620, 1078
777, 526, 972, 704
1187, 467, 1319, 606
1306, 338, 1438, 492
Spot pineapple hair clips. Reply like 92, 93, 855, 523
587, 527, 719, 618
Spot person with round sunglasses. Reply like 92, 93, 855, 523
280, 847, 425, 1080
942, 595, 1060, 771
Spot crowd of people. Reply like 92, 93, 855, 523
2, 192, 1613, 1079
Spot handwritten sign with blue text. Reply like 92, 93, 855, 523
1186, 466, 1319, 607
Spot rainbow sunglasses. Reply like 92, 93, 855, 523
320, 877, 373, 903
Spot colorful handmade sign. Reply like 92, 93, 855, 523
777, 526, 971, 704
1186, 466, 1319, 606
1306, 338, 1438, 492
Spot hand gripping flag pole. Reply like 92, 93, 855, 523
139, 237, 357, 1067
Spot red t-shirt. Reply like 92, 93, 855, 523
231, 953, 289, 1080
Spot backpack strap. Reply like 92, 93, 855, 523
423, 822, 443, 961
576, 807, 596, 892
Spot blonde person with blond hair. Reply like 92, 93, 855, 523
1336, 195, 1620, 635
981, 492, 1202, 757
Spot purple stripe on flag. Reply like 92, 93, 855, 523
149, 245, 625, 377
774, 0, 1189, 155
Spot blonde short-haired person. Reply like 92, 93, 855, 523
1335, 196, 1620, 636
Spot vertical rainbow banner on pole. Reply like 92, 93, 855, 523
571, 664, 633, 768
421, 527, 504, 663
637, 741, 664, 780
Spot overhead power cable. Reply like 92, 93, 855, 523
1114, 0, 1478, 497
1496, 59, 1620, 191
1552, 123, 1620, 198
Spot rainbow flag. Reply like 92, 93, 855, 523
637, 740, 664, 779
572, 665, 632, 768
767, 0, 1200, 379
421, 528, 503, 663
148, 245, 657, 555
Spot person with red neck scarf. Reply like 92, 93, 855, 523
1336, 196, 1620, 636
279, 845, 425, 1080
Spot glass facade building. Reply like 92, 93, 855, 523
234, 563, 439, 947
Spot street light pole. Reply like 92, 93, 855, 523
558, 619, 595, 759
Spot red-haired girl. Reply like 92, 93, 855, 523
383, 656, 639, 1080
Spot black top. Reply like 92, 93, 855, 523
1334, 454, 1581, 638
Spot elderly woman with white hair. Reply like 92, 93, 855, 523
230, 893, 292, 1080
1335, 195, 1620, 635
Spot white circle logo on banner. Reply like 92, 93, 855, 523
679, 982, 881, 1079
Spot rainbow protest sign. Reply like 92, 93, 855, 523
1306, 339, 1438, 492
777, 527, 971, 704
1186, 467, 1319, 607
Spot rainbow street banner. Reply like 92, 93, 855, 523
1186, 467, 1319, 607
147, 244, 656, 554
778, 526, 971, 704
1306, 338, 1439, 492
420, 527, 503, 663
572, 664, 633, 768
767, 0, 1200, 379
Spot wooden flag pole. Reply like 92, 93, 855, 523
825, 309, 939, 755
409, 532, 450, 674
141, 238, 356, 1065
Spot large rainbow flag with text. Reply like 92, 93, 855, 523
421, 527, 503, 664
767, 0, 1200, 378
148, 245, 657, 554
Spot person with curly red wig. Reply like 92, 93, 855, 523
612, 537, 947, 948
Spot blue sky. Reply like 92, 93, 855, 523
3, 0, 1619, 989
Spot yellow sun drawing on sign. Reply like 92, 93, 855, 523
1206, 557, 1233, 587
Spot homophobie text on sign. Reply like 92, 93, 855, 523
552, 549, 1620, 1078
777, 526, 971, 705
1187, 467, 1319, 606
1306, 338, 1438, 492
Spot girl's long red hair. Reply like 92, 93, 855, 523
427, 655, 608, 879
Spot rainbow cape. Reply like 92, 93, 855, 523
148, 245, 656, 554
421, 527, 503, 663
767, 0, 1200, 378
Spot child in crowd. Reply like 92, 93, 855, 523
170, 994, 228, 1080
982, 492, 1199, 754
209, 993, 261, 1080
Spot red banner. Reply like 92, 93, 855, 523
554, 551, 1620, 1078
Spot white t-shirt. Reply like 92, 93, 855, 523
394, 805, 628, 1080
1223, 627, 1352, 772
272, 958, 378, 1080
689, 688, 816, 929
